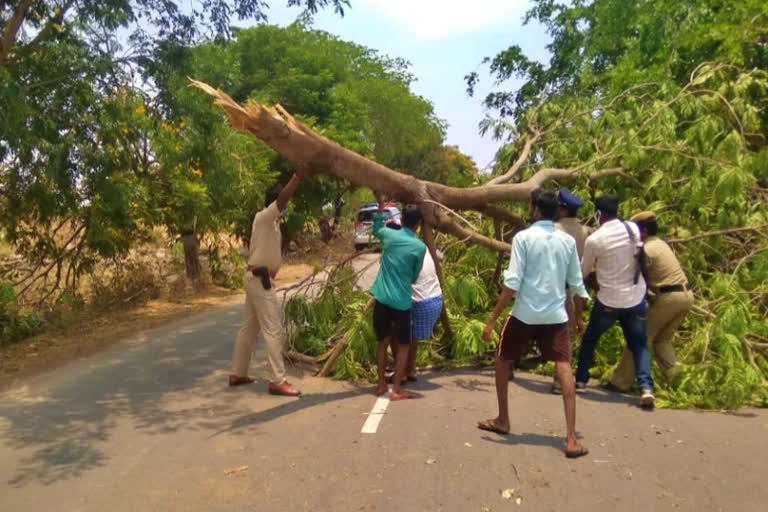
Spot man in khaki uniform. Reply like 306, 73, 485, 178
229, 173, 301, 396
555, 188, 590, 257
550, 188, 589, 394
607, 211, 694, 391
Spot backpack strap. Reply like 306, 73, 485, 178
621, 221, 644, 285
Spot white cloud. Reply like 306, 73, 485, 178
356, 0, 529, 38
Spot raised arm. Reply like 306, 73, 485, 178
276, 173, 301, 211
372, 191, 394, 241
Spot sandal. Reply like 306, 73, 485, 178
477, 419, 510, 435
565, 445, 589, 459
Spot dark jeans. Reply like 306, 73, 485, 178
575, 299, 654, 391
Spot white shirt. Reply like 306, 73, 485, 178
247, 201, 282, 273
581, 219, 647, 308
412, 251, 442, 301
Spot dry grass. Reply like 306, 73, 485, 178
0, 262, 318, 390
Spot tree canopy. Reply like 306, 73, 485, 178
193, 0, 768, 408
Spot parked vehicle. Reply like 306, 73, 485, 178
354, 202, 401, 250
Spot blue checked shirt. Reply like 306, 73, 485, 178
504, 220, 589, 325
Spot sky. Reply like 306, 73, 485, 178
249, 0, 552, 171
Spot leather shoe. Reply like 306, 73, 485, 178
229, 375, 256, 386
268, 380, 301, 397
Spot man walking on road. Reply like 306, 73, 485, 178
606, 211, 694, 391
478, 189, 589, 458
229, 173, 301, 396
370, 197, 426, 400
550, 188, 589, 394
575, 195, 655, 408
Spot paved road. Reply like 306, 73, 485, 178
1, 293, 767, 511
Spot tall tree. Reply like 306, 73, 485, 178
1, 1, 346, 291
147, 23, 450, 276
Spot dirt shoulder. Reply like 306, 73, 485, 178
0, 263, 316, 389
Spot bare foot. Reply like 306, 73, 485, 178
390, 389, 422, 401
565, 442, 589, 458
375, 385, 390, 396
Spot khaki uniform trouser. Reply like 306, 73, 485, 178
610, 290, 694, 390
231, 272, 286, 384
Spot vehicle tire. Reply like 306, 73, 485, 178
355, 243, 367, 251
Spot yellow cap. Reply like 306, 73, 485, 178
630, 210, 656, 222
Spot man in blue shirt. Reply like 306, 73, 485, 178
370, 198, 426, 400
479, 189, 590, 458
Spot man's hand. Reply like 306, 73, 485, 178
373, 191, 385, 213
276, 173, 301, 211
572, 296, 587, 336
482, 319, 496, 343
571, 317, 585, 337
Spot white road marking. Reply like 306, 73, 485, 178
361, 393, 390, 434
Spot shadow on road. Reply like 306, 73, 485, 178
0, 306, 363, 487
512, 374, 638, 407
209, 388, 365, 439
479, 433, 564, 452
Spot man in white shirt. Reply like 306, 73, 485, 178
229, 174, 301, 397
381, 233, 443, 385
405, 249, 443, 380
574, 195, 655, 408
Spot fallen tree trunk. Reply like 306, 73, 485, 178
188, 79, 623, 252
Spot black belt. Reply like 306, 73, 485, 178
657, 284, 689, 294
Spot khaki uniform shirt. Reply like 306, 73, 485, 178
247, 202, 282, 274
555, 217, 590, 258
643, 236, 687, 290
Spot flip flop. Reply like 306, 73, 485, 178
565, 445, 589, 459
390, 389, 422, 401
477, 419, 510, 435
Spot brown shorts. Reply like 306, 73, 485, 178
497, 316, 571, 363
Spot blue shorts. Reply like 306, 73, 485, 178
411, 295, 443, 340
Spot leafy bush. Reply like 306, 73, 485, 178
209, 247, 245, 290
286, 224, 768, 410
0, 282, 43, 345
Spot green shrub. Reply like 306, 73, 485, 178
0, 282, 43, 345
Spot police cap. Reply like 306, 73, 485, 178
630, 211, 656, 223
557, 188, 584, 210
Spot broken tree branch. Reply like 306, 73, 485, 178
487, 130, 539, 185
189, 79, 628, 213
